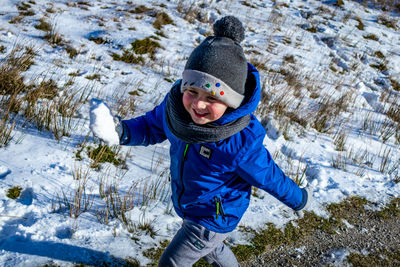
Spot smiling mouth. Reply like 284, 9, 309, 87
193, 109, 208, 118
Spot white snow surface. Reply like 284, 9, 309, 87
89, 99, 120, 146
0, 0, 399, 266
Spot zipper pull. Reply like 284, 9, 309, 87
183, 144, 189, 161
214, 196, 219, 219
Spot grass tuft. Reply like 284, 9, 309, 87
233, 211, 342, 262
153, 11, 173, 30
363, 33, 379, 41
88, 144, 122, 168
35, 17, 51, 31
130, 37, 161, 58
177, 1, 209, 24
112, 51, 144, 64
0, 46, 35, 94
347, 249, 400, 266
355, 17, 365, 30
142, 240, 169, 266
65, 45, 79, 59
326, 196, 369, 224
377, 13, 398, 29
128, 5, 152, 14
334, 0, 345, 7
112, 37, 161, 64
370, 62, 388, 72
390, 78, 400, 91
6, 186, 23, 199
377, 198, 400, 219
124, 257, 141, 267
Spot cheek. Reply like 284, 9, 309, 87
209, 104, 227, 119
182, 94, 192, 111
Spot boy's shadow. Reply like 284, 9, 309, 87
0, 214, 126, 266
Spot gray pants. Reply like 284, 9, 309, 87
159, 219, 239, 267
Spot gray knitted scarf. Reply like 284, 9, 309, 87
165, 81, 250, 143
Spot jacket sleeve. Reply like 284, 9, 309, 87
120, 95, 168, 146
236, 136, 304, 210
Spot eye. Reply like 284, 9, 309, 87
186, 89, 198, 95
207, 96, 218, 102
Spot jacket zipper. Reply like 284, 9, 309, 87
178, 143, 189, 210
214, 196, 226, 219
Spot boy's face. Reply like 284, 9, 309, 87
182, 87, 228, 125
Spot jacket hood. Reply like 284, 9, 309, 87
214, 63, 261, 125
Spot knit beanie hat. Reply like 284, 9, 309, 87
181, 16, 248, 109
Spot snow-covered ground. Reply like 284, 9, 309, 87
0, 0, 399, 266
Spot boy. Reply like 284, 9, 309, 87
91, 16, 311, 267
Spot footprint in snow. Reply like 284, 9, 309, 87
18, 187, 34, 206
55, 226, 73, 239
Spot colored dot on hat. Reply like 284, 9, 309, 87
220, 91, 224, 96
216, 83, 221, 87
205, 83, 211, 88
211, 91, 215, 95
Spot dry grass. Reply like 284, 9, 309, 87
127, 4, 152, 14
0, 45, 93, 145
35, 17, 52, 32
112, 36, 161, 64
363, 33, 379, 41
97, 173, 137, 225
377, 13, 398, 29
44, 21, 65, 46
153, 11, 173, 30
355, 16, 365, 30
53, 165, 94, 218
333, 127, 349, 151
130, 37, 162, 59
0, 46, 35, 94
9, 2, 35, 24
379, 118, 397, 143
177, 0, 210, 24
110, 79, 142, 118
0, 46, 35, 146
311, 92, 353, 133
351, 0, 400, 12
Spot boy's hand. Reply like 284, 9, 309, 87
295, 186, 313, 218
302, 186, 313, 210
89, 98, 121, 146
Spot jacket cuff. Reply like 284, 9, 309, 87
294, 188, 308, 211
119, 121, 131, 145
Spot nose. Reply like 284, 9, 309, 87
193, 97, 207, 109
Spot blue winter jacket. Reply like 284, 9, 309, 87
121, 63, 306, 233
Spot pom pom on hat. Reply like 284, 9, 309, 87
182, 16, 248, 109
213, 16, 245, 43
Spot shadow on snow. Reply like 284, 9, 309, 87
0, 215, 126, 265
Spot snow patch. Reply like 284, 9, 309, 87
262, 116, 281, 140
357, 82, 383, 111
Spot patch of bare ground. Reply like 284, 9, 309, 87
242, 198, 400, 266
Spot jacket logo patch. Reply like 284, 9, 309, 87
199, 146, 212, 159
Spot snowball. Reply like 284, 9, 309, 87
0, 165, 11, 178
89, 99, 119, 146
